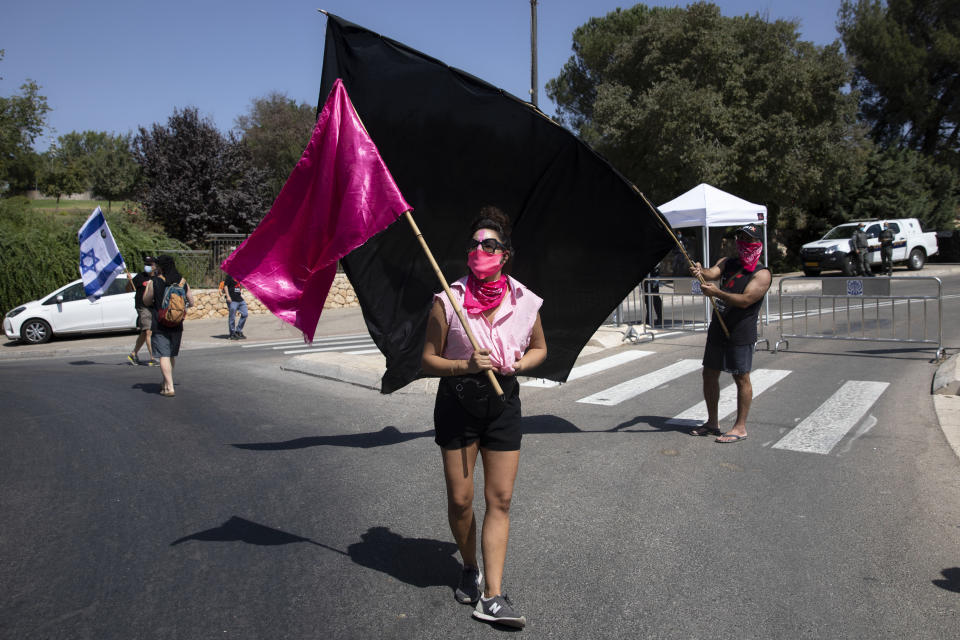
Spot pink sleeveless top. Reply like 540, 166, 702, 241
435, 275, 543, 374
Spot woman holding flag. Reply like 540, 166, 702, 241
421, 206, 546, 629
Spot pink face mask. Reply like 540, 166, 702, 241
468, 250, 504, 280
737, 240, 763, 272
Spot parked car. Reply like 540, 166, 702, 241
799, 218, 939, 276
3, 276, 138, 344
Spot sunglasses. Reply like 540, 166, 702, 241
467, 237, 507, 255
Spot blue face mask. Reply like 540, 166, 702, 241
144, 265, 153, 273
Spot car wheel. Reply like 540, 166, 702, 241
907, 248, 925, 270
803, 268, 821, 277
20, 318, 52, 344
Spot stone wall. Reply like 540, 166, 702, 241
185, 272, 358, 320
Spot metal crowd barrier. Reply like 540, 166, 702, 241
610, 278, 769, 349
774, 276, 943, 359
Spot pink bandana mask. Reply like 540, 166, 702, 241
467, 249, 504, 280
464, 273, 509, 312
737, 240, 763, 272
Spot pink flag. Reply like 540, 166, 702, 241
222, 78, 411, 342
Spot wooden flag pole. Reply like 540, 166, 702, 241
404, 211, 506, 399
634, 189, 731, 339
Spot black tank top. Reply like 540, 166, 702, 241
707, 258, 767, 345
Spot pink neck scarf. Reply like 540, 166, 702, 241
737, 240, 763, 272
463, 274, 509, 312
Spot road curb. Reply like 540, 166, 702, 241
282, 352, 439, 394
932, 396, 960, 462
932, 352, 960, 461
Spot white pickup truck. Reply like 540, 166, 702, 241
799, 218, 938, 276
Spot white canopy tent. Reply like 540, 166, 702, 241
658, 183, 769, 323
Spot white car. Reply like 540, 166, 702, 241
4, 276, 139, 344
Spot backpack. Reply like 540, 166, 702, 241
158, 277, 188, 327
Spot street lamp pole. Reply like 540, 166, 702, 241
530, 0, 538, 107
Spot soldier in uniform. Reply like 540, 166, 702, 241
879, 222, 895, 276
852, 222, 872, 276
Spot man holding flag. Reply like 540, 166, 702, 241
78, 206, 126, 301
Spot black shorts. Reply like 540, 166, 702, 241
702, 339, 754, 375
434, 373, 522, 451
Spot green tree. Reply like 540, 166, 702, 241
839, 0, 960, 169
47, 130, 141, 209
0, 50, 51, 193
546, 2, 871, 257
235, 92, 315, 202
845, 146, 958, 229
88, 133, 140, 211
36, 145, 86, 206
134, 107, 269, 246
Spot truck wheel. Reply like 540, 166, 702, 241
841, 256, 857, 276
907, 248, 925, 270
803, 268, 821, 277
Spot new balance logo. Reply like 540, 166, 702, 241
490, 602, 502, 614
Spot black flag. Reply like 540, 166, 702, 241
320, 14, 673, 393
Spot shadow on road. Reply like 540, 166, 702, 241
933, 567, 960, 593
608, 415, 697, 433
230, 414, 684, 449
522, 413, 694, 435
171, 517, 460, 589
132, 382, 164, 394
231, 425, 433, 450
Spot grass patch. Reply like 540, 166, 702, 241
29, 199, 141, 215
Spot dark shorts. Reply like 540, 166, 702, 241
137, 308, 152, 330
152, 330, 182, 358
434, 373, 522, 451
703, 340, 754, 375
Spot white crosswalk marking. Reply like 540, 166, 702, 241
522, 350, 654, 388
576, 359, 702, 406
772, 380, 889, 454
283, 341, 378, 355
236, 333, 378, 355
665, 369, 792, 428
272, 334, 371, 350
240, 339, 304, 349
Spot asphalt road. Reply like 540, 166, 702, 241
1, 273, 959, 639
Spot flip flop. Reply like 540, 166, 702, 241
160, 390, 176, 397
715, 432, 747, 443
690, 425, 721, 437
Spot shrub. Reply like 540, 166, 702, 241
0, 198, 188, 314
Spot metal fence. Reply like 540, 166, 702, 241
773, 276, 943, 358
610, 277, 770, 348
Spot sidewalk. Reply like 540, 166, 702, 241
0, 307, 367, 361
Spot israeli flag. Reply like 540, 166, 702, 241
78, 207, 126, 301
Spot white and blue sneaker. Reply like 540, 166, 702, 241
454, 565, 482, 604
472, 593, 526, 628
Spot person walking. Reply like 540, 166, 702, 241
126, 256, 157, 366
421, 206, 547, 629
852, 222, 872, 276
688, 224, 772, 443
879, 222, 895, 276
143, 255, 195, 397
219, 273, 248, 339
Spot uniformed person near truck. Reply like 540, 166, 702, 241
852, 222, 872, 276
879, 222, 895, 276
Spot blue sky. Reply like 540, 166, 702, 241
1, 1, 846, 150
